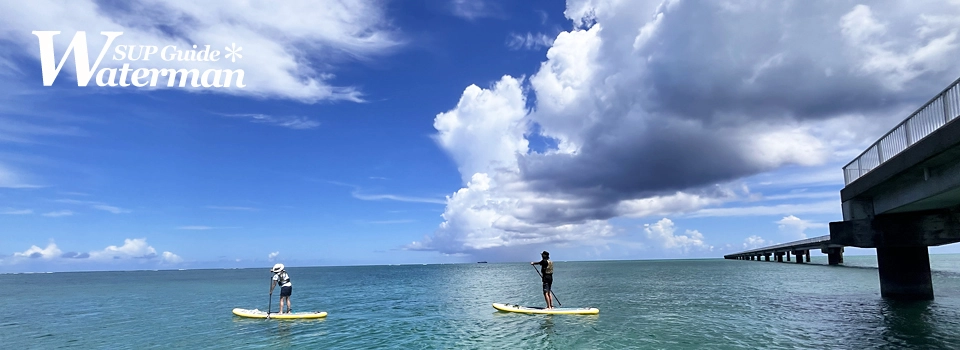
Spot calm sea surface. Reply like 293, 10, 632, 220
4, 255, 960, 349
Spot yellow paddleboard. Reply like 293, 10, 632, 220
492, 303, 599, 315
232, 308, 327, 319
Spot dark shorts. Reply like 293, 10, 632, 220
280, 286, 292, 297
542, 274, 553, 293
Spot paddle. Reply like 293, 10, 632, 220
532, 265, 562, 307
267, 277, 273, 319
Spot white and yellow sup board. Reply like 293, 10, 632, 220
232, 308, 328, 319
492, 303, 599, 315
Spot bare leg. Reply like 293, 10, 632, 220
546, 292, 554, 309
287, 297, 292, 313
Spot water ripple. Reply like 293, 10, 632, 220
2, 258, 960, 348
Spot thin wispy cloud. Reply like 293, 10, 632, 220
59, 192, 89, 196
0, 163, 43, 188
205, 206, 259, 211
351, 192, 446, 204
54, 199, 131, 214
0, 117, 86, 145
748, 165, 846, 188
362, 219, 416, 224
449, 0, 502, 20
220, 113, 320, 130
176, 226, 238, 230
92, 204, 131, 214
685, 201, 838, 218
506, 32, 554, 50
758, 191, 839, 201
42, 210, 73, 217
320, 179, 356, 187
1, 209, 32, 215
317, 179, 444, 204
535, 9, 549, 24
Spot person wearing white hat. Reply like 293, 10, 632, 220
269, 263, 293, 314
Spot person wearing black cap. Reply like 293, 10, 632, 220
530, 251, 554, 309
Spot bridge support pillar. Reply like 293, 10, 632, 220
792, 250, 806, 264
775, 252, 783, 262
786, 251, 790, 262
877, 246, 933, 301
764, 253, 770, 261
825, 247, 843, 265
805, 250, 810, 263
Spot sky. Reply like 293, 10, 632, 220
2, 0, 960, 272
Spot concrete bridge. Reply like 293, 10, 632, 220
723, 235, 845, 265
728, 76, 960, 301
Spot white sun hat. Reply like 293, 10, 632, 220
271, 263, 284, 273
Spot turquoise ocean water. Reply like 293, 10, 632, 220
3, 255, 960, 349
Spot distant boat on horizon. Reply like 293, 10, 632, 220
477, 261, 488, 263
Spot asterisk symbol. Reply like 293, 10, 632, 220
225, 43, 242, 62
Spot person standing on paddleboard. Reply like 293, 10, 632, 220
270, 263, 293, 314
531, 251, 554, 309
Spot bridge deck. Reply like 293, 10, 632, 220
724, 235, 843, 259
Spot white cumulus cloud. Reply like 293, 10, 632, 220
414, 0, 960, 258
13, 242, 62, 259
743, 235, 769, 249
643, 218, 711, 253
88, 238, 159, 260
161, 251, 183, 264
3, 238, 183, 268
776, 215, 827, 241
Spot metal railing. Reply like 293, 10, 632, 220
843, 77, 960, 185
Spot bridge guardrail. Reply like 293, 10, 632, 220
843, 77, 960, 185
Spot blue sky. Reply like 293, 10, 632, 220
2, 0, 960, 272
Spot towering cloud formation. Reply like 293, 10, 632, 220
414, 0, 960, 255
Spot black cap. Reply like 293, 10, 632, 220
541, 251, 549, 257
